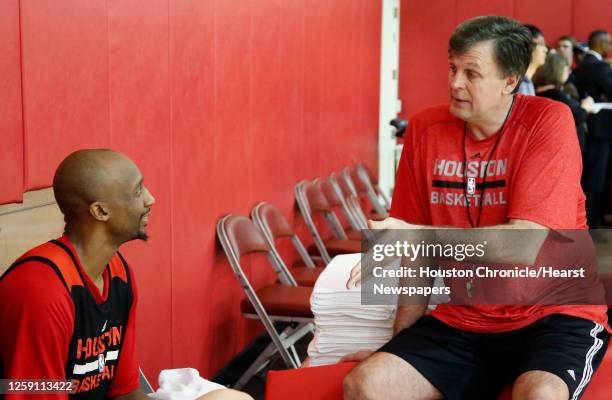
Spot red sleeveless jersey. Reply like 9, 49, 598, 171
0, 235, 140, 399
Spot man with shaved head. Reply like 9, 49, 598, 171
0, 150, 251, 400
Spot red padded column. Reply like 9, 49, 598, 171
0, 0, 24, 204
21, 0, 109, 190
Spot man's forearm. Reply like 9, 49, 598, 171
432, 219, 548, 265
369, 218, 549, 265
393, 304, 427, 335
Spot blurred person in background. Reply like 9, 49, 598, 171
574, 30, 612, 228
533, 53, 594, 153
556, 35, 581, 100
517, 24, 547, 95
557, 35, 576, 68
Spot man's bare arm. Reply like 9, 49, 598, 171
372, 217, 548, 264
347, 218, 548, 289
393, 304, 428, 335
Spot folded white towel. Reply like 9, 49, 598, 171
148, 368, 225, 400
307, 254, 397, 366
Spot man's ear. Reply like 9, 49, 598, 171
90, 202, 110, 222
504, 75, 520, 95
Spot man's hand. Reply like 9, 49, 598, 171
368, 217, 416, 230
346, 258, 362, 289
346, 217, 419, 289
339, 350, 375, 362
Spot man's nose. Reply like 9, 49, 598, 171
144, 187, 155, 207
450, 72, 465, 90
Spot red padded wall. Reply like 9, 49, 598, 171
455, 0, 513, 23
0, 0, 23, 204
1, 0, 382, 381
169, 0, 217, 376
399, 0, 456, 114
573, 0, 612, 40
514, 0, 573, 44
399, 0, 612, 116
106, 0, 174, 375
20, 0, 109, 189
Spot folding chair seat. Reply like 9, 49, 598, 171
251, 202, 324, 287
295, 180, 362, 264
288, 268, 323, 287
216, 214, 315, 388
346, 230, 362, 241
240, 284, 314, 318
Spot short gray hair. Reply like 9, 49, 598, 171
449, 16, 532, 79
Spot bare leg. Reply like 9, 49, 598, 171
512, 370, 569, 400
343, 352, 443, 400
198, 389, 254, 400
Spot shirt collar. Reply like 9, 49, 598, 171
587, 49, 603, 61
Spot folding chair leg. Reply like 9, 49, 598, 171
289, 345, 301, 367
233, 322, 314, 389
233, 341, 278, 389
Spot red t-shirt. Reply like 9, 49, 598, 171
0, 235, 140, 399
391, 94, 609, 332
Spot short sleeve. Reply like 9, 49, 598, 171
106, 266, 140, 398
0, 262, 74, 400
507, 102, 583, 228
390, 121, 430, 225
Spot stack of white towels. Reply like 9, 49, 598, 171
307, 253, 397, 366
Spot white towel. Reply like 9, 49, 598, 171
148, 368, 226, 400
307, 254, 396, 366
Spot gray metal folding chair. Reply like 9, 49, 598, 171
355, 162, 391, 210
216, 214, 314, 388
331, 171, 370, 230
294, 180, 361, 264
319, 176, 362, 241
251, 202, 323, 286
343, 165, 389, 220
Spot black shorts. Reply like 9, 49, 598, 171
378, 314, 609, 400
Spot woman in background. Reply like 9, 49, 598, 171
533, 53, 594, 153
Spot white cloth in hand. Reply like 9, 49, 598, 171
148, 368, 225, 400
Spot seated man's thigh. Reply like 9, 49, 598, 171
343, 352, 443, 400
512, 370, 568, 400
372, 316, 500, 399
512, 314, 610, 400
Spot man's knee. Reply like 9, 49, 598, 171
343, 366, 378, 400
199, 389, 254, 400
512, 371, 569, 400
